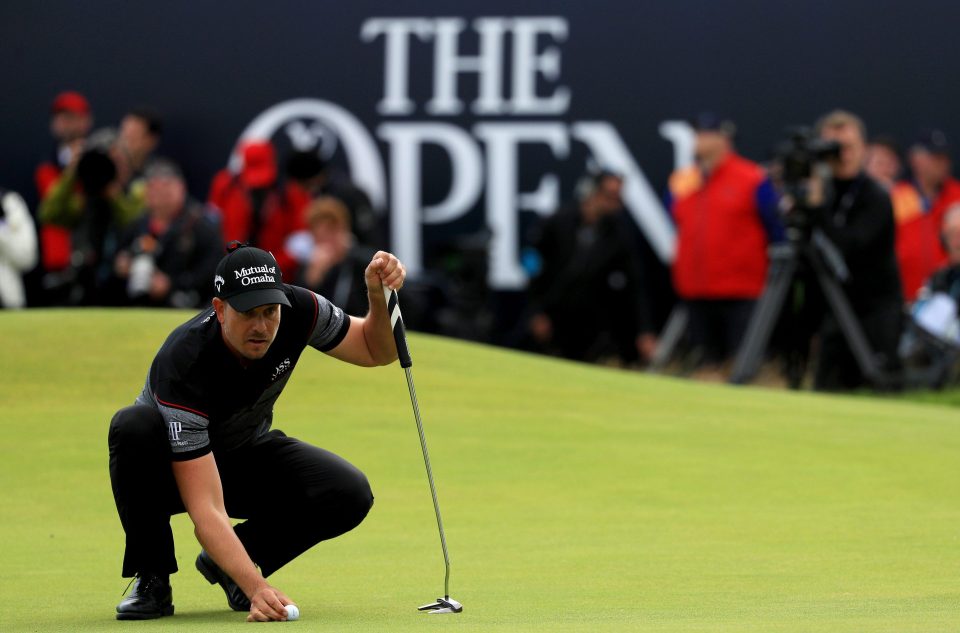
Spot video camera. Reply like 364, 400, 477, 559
772, 127, 842, 237
775, 127, 842, 184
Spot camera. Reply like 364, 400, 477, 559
774, 127, 841, 185
75, 128, 120, 197
772, 128, 842, 236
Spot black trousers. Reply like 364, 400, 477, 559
108, 405, 374, 578
685, 299, 757, 364
814, 300, 904, 390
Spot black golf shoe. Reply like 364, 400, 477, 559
116, 574, 174, 620
196, 550, 251, 612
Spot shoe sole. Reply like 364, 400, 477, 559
116, 605, 174, 620
196, 554, 250, 612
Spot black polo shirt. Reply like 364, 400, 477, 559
135, 284, 350, 461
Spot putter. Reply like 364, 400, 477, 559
384, 287, 463, 615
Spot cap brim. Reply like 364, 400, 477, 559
226, 288, 291, 312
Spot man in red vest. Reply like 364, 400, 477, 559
668, 113, 784, 367
890, 130, 960, 302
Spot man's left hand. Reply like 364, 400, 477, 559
365, 251, 405, 294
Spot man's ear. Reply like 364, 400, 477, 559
212, 297, 226, 324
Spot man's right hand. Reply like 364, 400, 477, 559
247, 584, 294, 622
172, 454, 293, 622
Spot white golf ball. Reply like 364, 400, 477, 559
285, 604, 300, 621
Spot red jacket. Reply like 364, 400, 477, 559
891, 178, 960, 301
670, 153, 780, 300
207, 171, 310, 282
34, 161, 73, 271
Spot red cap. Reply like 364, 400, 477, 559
51, 91, 90, 115
240, 141, 277, 188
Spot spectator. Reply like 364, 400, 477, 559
39, 128, 143, 304
112, 159, 221, 308
288, 195, 375, 316
528, 170, 653, 364
931, 203, 960, 298
865, 135, 902, 191
35, 91, 93, 279
286, 149, 384, 247
813, 110, 903, 390
0, 189, 38, 308
890, 129, 960, 302
208, 141, 309, 281
667, 113, 784, 367
912, 204, 960, 337
119, 106, 162, 177
899, 204, 960, 381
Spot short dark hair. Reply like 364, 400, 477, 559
126, 106, 163, 137
576, 168, 623, 200
285, 150, 327, 181
869, 134, 901, 159
591, 169, 623, 189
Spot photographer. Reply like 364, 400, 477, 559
38, 128, 144, 304
35, 91, 94, 278
812, 110, 904, 390
111, 160, 222, 308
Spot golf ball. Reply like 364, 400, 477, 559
285, 604, 299, 621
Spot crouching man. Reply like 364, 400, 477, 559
108, 242, 405, 621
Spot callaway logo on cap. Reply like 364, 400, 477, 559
213, 242, 292, 312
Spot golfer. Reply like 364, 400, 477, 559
108, 242, 406, 621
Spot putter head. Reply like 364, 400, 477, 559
418, 596, 463, 614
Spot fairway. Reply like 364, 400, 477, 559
1, 309, 957, 632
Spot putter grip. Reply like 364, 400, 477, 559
384, 287, 413, 368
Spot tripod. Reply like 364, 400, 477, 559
729, 228, 895, 389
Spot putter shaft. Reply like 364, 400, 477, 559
404, 365, 452, 599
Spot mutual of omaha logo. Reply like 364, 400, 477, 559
214, 275, 225, 292
235, 265, 277, 286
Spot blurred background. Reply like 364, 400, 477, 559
3, 0, 959, 390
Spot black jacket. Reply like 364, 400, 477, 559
820, 174, 903, 310
530, 205, 652, 356
115, 200, 223, 307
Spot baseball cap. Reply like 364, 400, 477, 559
691, 111, 737, 137
214, 243, 291, 312
240, 141, 277, 188
911, 128, 950, 155
51, 91, 90, 115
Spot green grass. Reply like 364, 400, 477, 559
1, 309, 958, 632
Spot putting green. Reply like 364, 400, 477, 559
1, 309, 957, 632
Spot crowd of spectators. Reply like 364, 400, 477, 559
521, 109, 960, 390
4, 91, 960, 391
10, 91, 385, 314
